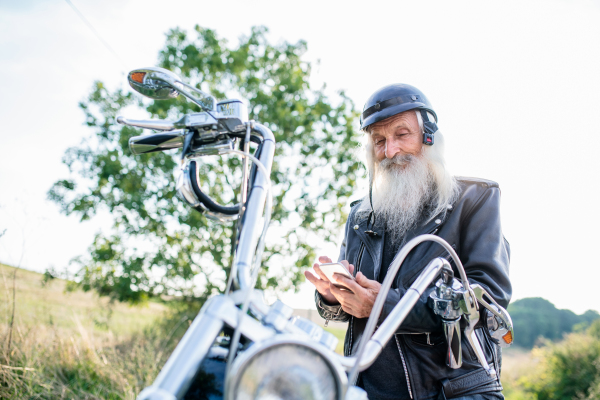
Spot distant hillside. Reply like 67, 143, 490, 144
508, 297, 600, 348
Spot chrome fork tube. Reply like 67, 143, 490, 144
137, 295, 276, 400
232, 123, 275, 291
138, 297, 226, 400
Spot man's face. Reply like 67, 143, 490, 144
369, 111, 422, 163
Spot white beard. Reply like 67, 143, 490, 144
360, 153, 435, 246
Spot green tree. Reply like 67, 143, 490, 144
508, 297, 600, 348
48, 26, 361, 303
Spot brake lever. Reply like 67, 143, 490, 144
461, 285, 497, 377
430, 271, 496, 376
471, 284, 514, 348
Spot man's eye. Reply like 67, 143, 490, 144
375, 139, 385, 146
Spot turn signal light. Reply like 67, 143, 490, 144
502, 331, 513, 345
131, 72, 146, 83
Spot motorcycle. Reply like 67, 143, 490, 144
116, 67, 515, 400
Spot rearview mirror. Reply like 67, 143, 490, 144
127, 67, 216, 111
127, 67, 181, 100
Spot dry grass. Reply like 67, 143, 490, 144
501, 346, 540, 400
0, 263, 186, 400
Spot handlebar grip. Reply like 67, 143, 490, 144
129, 130, 186, 155
189, 160, 240, 215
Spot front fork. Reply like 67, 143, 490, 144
428, 269, 514, 376
137, 295, 275, 400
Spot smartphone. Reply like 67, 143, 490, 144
318, 262, 355, 290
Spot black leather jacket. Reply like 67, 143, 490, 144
316, 177, 512, 400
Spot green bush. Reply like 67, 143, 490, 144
518, 320, 600, 400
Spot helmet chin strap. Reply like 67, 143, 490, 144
420, 109, 437, 146
366, 170, 379, 237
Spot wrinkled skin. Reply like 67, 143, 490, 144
370, 111, 422, 161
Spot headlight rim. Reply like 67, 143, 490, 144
224, 334, 347, 400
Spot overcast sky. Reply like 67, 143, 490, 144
1, 0, 599, 314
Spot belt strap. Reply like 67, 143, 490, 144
439, 368, 497, 398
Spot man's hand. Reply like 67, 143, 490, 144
304, 256, 355, 305
330, 272, 381, 319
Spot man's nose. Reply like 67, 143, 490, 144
385, 139, 401, 159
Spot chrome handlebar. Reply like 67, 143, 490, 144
117, 116, 178, 131
127, 129, 186, 154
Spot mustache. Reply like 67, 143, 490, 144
377, 154, 417, 170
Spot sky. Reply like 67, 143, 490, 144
1, 0, 599, 314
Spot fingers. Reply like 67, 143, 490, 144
356, 272, 382, 290
312, 264, 330, 282
330, 284, 359, 316
333, 274, 364, 294
304, 270, 319, 284
306, 271, 339, 304
339, 260, 354, 275
318, 255, 333, 263
330, 282, 354, 298
305, 270, 329, 290
355, 271, 368, 285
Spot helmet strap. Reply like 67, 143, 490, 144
366, 171, 379, 237
420, 109, 437, 146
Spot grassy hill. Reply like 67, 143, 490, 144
0, 263, 172, 399
0, 263, 349, 399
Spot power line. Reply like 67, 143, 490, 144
63, 0, 128, 71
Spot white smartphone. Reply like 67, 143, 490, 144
318, 262, 355, 289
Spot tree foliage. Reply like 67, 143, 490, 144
49, 26, 361, 303
508, 297, 600, 348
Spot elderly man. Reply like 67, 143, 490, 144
305, 84, 512, 400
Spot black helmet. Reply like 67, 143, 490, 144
360, 83, 438, 130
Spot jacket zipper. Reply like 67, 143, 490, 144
355, 243, 365, 277
347, 243, 365, 357
394, 335, 414, 399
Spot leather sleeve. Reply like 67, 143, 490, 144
315, 290, 351, 322
378, 186, 512, 332
315, 212, 352, 323
458, 186, 512, 308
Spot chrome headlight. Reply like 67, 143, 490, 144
225, 336, 347, 400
